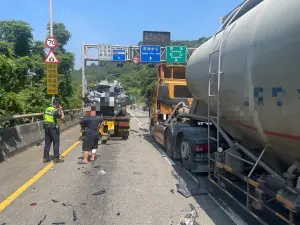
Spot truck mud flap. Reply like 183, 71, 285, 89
176, 176, 207, 198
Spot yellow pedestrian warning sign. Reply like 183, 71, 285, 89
46, 63, 58, 95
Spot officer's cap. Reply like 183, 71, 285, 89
53, 98, 61, 105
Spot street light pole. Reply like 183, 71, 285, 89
49, 0, 54, 104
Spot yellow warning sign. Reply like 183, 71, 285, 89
46, 63, 58, 95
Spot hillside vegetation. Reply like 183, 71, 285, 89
0, 20, 81, 118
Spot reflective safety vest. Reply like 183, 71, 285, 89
43, 106, 60, 125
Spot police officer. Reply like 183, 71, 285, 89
43, 98, 65, 163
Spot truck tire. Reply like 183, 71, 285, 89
149, 121, 154, 138
180, 137, 192, 171
164, 129, 173, 158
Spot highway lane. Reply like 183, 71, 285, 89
0, 110, 239, 225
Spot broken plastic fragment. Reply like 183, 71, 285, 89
97, 169, 106, 175
30, 202, 37, 206
179, 204, 198, 225
92, 189, 106, 195
37, 214, 46, 225
52, 199, 59, 203
73, 209, 77, 221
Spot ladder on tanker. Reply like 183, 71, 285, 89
207, 0, 250, 173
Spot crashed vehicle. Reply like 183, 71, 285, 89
81, 81, 131, 144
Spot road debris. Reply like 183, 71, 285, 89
116, 212, 121, 216
62, 202, 72, 207
133, 172, 142, 175
73, 209, 77, 221
80, 203, 87, 205
52, 222, 65, 225
97, 169, 106, 175
37, 214, 46, 225
130, 129, 139, 133
178, 204, 198, 225
170, 189, 175, 194
52, 199, 59, 203
92, 189, 106, 195
30, 202, 37, 206
92, 165, 101, 168
83, 170, 92, 175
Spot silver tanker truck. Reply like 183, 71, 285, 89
152, 0, 300, 224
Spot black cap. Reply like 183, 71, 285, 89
53, 98, 60, 105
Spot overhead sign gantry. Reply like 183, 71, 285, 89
81, 31, 197, 104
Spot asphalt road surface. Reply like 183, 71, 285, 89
0, 109, 243, 225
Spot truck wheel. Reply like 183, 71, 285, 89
180, 137, 192, 170
164, 129, 173, 158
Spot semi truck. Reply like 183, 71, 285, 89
81, 81, 131, 144
149, 0, 300, 224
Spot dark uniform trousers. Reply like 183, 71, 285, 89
44, 127, 60, 158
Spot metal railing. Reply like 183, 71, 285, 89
0, 109, 83, 127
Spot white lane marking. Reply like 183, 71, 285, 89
128, 110, 144, 128
208, 193, 248, 225
150, 140, 176, 166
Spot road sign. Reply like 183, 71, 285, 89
45, 36, 59, 49
112, 49, 126, 61
46, 63, 58, 95
140, 45, 161, 63
143, 31, 170, 46
98, 44, 112, 60
44, 50, 60, 64
166, 46, 187, 63
132, 56, 140, 65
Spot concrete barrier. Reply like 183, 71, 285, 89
0, 112, 81, 161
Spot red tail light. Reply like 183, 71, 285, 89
192, 144, 209, 152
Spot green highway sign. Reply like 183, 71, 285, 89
166, 46, 187, 63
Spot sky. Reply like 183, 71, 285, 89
0, 0, 242, 69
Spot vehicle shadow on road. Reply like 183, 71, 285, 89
141, 133, 237, 225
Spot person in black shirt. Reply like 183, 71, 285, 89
78, 106, 103, 164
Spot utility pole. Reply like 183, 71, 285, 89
49, 0, 54, 104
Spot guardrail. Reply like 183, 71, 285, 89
0, 109, 83, 127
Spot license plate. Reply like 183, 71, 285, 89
196, 153, 208, 159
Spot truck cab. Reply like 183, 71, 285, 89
149, 64, 193, 145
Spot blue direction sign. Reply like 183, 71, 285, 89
112, 49, 126, 61
140, 45, 161, 63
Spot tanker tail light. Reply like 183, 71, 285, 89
192, 144, 209, 152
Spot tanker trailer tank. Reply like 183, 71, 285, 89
186, 0, 300, 223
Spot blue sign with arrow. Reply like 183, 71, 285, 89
112, 49, 126, 61
140, 45, 161, 63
